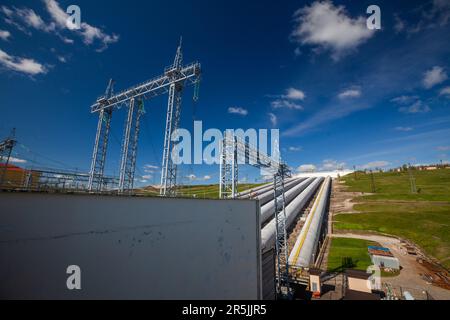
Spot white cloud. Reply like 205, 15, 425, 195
9, 157, 27, 164
321, 159, 345, 171
291, 1, 374, 60
439, 86, 450, 97
391, 95, 419, 105
288, 146, 303, 152
57, 55, 66, 63
338, 88, 361, 99
186, 174, 211, 182
398, 100, 431, 114
423, 66, 448, 89
0, 49, 46, 75
43, 0, 120, 51
268, 112, 277, 126
0, 29, 11, 40
361, 161, 390, 169
283, 102, 369, 136
142, 175, 153, 180
228, 107, 248, 116
284, 88, 306, 100
298, 164, 317, 172
144, 164, 159, 173
1, 1, 119, 51
437, 146, 450, 151
271, 99, 303, 110
395, 126, 414, 132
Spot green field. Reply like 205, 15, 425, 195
327, 238, 378, 272
334, 169, 450, 269
137, 183, 266, 199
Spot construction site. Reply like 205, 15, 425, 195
2, 39, 449, 301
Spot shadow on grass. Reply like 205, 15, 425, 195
329, 257, 360, 273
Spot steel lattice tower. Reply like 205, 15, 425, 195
88, 79, 115, 192
87, 40, 201, 194
273, 163, 292, 297
118, 98, 145, 194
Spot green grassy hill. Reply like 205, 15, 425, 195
334, 169, 450, 269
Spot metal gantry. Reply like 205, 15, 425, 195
273, 163, 292, 297
87, 39, 201, 194
218, 132, 292, 297
0, 129, 17, 187
219, 131, 238, 198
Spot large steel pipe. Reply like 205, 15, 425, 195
261, 177, 324, 251
260, 177, 315, 225
238, 177, 297, 199
255, 178, 305, 207
288, 177, 331, 268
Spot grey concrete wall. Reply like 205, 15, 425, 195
0, 193, 261, 300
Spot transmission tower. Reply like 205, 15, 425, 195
370, 170, 376, 193
87, 39, 201, 194
0, 128, 17, 187
408, 165, 417, 194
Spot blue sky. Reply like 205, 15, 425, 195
1, 0, 450, 185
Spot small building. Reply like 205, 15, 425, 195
0, 164, 41, 189
345, 269, 372, 293
368, 246, 400, 270
308, 268, 322, 297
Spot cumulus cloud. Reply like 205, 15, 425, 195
288, 146, 303, 152
43, 0, 119, 52
0, 29, 11, 40
1, 1, 119, 52
0, 49, 46, 75
437, 146, 450, 151
228, 107, 248, 116
423, 66, 448, 89
284, 88, 306, 100
298, 164, 317, 172
395, 126, 414, 132
338, 88, 361, 99
291, 0, 374, 60
268, 112, 277, 126
398, 100, 431, 114
361, 161, 390, 169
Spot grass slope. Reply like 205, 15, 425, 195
327, 238, 378, 272
334, 169, 450, 269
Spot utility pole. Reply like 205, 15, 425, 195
353, 165, 357, 180
408, 164, 417, 194
370, 170, 376, 193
